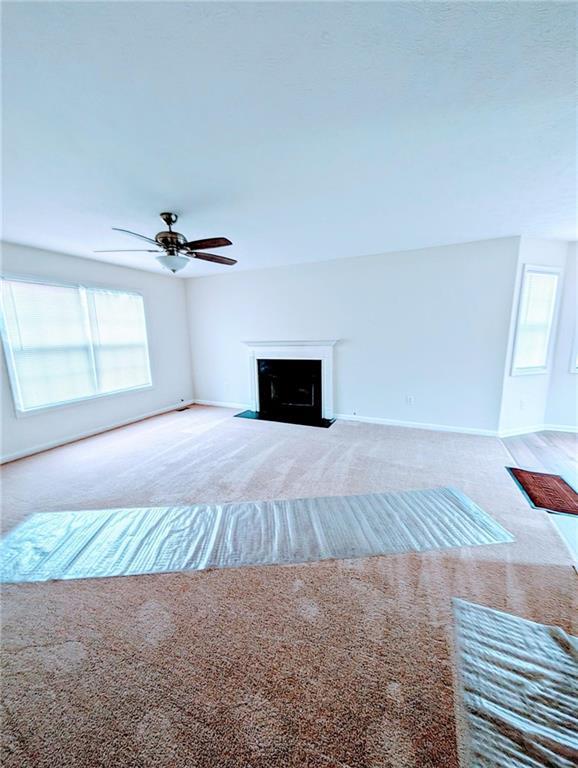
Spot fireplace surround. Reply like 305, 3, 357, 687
236, 340, 338, 428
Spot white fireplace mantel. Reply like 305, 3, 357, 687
243, 340, 339, 347
243, 340, 339, 419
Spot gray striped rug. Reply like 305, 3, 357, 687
0, 486, 513, 583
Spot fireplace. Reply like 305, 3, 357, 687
236, 341, 338, 428
257, 358, 321, 424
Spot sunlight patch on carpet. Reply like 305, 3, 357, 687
0, 487, 513, 583
453, 599, 578, 768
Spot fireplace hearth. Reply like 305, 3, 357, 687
236, 358, 335, 428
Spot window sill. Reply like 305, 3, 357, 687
13, 383, 153, 418
510, 368, 549, 377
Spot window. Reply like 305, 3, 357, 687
1, 278, 151, 412
511, 266, 560, 375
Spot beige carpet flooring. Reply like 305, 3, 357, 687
1, 405, 576, 767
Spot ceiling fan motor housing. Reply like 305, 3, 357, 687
156, 212, 186, 252
155, 230, 187, 251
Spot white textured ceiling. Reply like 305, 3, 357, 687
2, 1, 576, 277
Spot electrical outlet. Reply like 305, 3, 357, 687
406, 395, 415, 406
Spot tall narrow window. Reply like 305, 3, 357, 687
1, 278, 151, 412
511, 267, 560, 375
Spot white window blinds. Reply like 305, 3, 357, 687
1, 279, 151, 412
512, 268, 560, 374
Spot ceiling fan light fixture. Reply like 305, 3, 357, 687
156, 253, 189, 274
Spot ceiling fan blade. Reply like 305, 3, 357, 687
112, 227, 159, 246
184, 237, 232, 250
192, 252, 237, 266
94, 249, 160, 253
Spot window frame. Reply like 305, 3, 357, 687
0, 273, 153, 416
510, 264, 563, 377
571, 331, 578, 374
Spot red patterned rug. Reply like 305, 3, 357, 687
507, 468, 578, 516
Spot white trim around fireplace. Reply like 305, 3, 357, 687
242, 340, 339, 420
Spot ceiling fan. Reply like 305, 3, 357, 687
94, 212, 237, 273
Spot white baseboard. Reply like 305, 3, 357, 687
340, 416, 577, 439
497, 424, 545, 438
193, 402, 578, 438
497, 423, 578, 438
194, 402, 498, 436
194, 399, 249, 410
195, 399, 501, 436
8, 400, 571, 463
334, 413, 499, 436
1, 399, 195, 464
543, 423, 578, 434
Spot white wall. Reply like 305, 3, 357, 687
546, 242, 577, 429
4, 236, 572, 459
498, 238, 570, 436
186, 238, 520, 434
1, 242, 194, 461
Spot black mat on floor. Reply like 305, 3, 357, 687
235, 410, 335, 428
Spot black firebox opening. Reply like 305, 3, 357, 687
259, 358, 321, 421
235, 358, 334, 428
